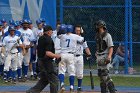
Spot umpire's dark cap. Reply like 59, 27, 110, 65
43, 25, 53, 32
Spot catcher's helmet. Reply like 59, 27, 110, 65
95, 20, 107, 30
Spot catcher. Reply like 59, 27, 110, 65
95, 20, 116, 93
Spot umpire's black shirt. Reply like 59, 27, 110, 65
37, 34, 55, 61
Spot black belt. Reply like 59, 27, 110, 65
10, 52, 18, 54
97, 53, 107, 56
75, 54, 82, 57
68, 52, 74, 54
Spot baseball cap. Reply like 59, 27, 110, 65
43, 25, 53, 32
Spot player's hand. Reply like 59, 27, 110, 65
104, 58, 111, 65
55, 54, 61, 59
25, 45, 30, 49
87, 55, 94, 62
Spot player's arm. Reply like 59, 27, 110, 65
106, 33, 114, 60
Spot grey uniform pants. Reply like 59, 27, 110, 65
27, 59, 59, 93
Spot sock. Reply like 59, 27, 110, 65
7, 69, 12, 79
78, 79, 82, 88
12, 71, 16, 79
3, 71, 8, 79
32, 63, 36, 75
69, 76, 75, 88
17, 68, 22, 78
0, 64, 4, 75
22, 65, 25, 76
24, 66, 28, 77
58, 74, 64, 85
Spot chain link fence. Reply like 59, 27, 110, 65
57, 0, 140, 73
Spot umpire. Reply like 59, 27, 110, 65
95, 20, 116, 93
26, 25, 61, 93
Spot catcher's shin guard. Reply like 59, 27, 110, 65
100, 82, 106, 93
107, 81, 117, 93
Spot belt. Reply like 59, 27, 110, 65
75, 54, 82, 57
10, 52, 18, 54
97, 53, 107, 56
68, 52, 74, 54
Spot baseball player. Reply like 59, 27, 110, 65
58, 24, 84, 93
2, 26, 23, 84
51, 20, 61, 54
1, 19, 9, 33
74, 25, 92, 92
28, 19, 38, 79
3, 22, 23, 81
0, 21, 4, 77
95, 20, 116, 93
33, 19, 44, 76
19, 19, 35, 81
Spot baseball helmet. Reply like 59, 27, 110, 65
1, 18, 6, 23
9, 19, 15, 25
14, 21, 20, 27
59, 24, 67, 33
95, 20, 107, 29
22, 19, 29, 24
39, 18, 45, 22
36, 19, 42, 25
8, 26, 16, 31
28, 20, 32, 24
67, 25, 73, 33
0, 21, 3, 26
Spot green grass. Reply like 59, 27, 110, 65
64, 76, 140, 87
0, 76, 140, 87
84, 63, 140, 72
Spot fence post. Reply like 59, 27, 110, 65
60, 0, 63, 23
124, 0, 129, 74
129, 0, 133, 68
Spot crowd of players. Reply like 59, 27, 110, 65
0, 18, 91, 93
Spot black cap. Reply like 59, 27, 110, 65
43, 25, 53, 32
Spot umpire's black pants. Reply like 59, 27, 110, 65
27, 59, 59, 93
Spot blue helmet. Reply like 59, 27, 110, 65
14, 21, 20, 27
1, 18, 6, 23
67, 25, 73, 33
8, 26, 16, 31
28, 20, 32, 24
22, 19, 29, 24
0, 21, 3, 26
9, 19, 15, 25
19, 20, 23, 25
58, 24, 67, 34
39, 18, 45, 22
36, 19, 42, 25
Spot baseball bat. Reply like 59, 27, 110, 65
88, 59, 94, 90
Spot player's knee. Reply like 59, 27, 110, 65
4, 67, 9, 72
77, 75, 83, 79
